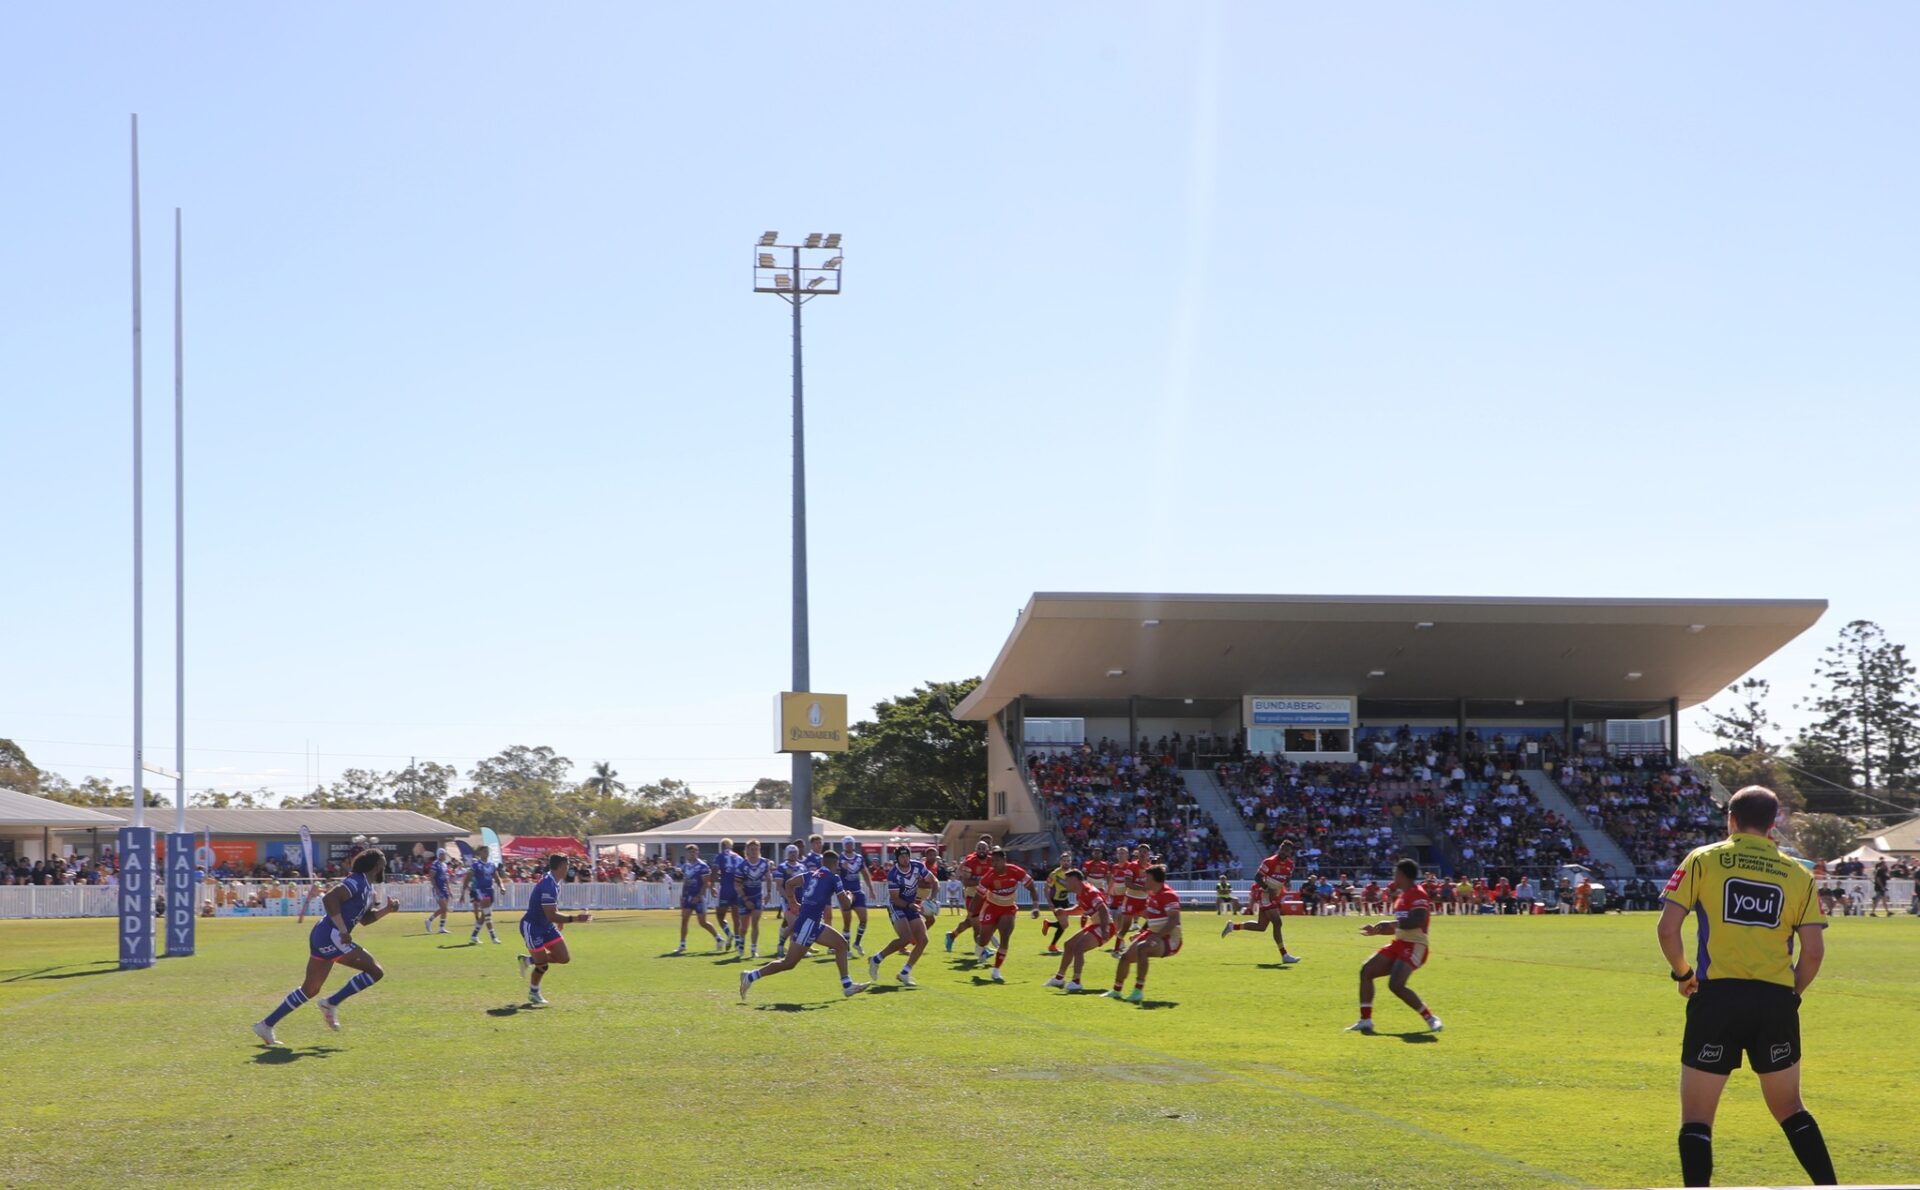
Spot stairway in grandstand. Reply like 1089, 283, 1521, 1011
1181, 768, 1269, 875
1519, 769, 1637, 878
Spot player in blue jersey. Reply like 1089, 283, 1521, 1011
835, 836, 873, 956
424, 849, 453, 934
771, 844, 804, 958
736, 839, 773, 958
253, 849, 402, 1045
457, 844, 503, 944
515, 853, 591, 1006
673, 843, 724, 954
713, 838, 744, 951
866, 844, 935, 987
739, 848, 869, 1001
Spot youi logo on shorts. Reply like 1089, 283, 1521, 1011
1769, 1042, 1793, 1064
1723, 878, 1783, 927
1696, 1043, 1724, 1064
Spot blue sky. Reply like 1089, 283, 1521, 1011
3, 4, 1915, 801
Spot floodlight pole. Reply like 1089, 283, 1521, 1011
788, 243, 812, 844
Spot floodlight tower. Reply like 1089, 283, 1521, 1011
753, 232, 843, 842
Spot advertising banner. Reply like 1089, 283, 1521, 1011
117, 826, 155, 969
1246, 696, 1354, 726
164, 831, 196, 957
775, 691, 850, 753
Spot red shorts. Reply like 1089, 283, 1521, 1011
1078, 922, 1114, 945
963, 893, 981, 917
1376, 939, 1428, 970
978, 903, 1019, 926
1124, 896, 1148, 915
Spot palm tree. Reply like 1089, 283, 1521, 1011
585, 761, 627, 799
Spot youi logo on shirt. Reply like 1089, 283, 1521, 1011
1722, 878, 1783, 927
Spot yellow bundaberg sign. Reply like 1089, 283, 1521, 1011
776, 692, 849, 753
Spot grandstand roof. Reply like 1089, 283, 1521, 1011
1863, 815, 1920, 856
954, 593, 1827, 720
0, 787, 126, 828
90, 806, 466, 837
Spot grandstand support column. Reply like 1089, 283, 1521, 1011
1456, 698, 1466, 743
1668, 697, 1680, 757
1128, 696, 1138, 753
1564, 698, 1574, 754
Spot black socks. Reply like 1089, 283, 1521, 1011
1678, 1123, 1713, 1187
1779, 1110, 1837, 1185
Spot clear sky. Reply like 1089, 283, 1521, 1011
3, 3, 1915, 801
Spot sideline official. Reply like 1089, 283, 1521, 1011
1656, 785, 1835, 1187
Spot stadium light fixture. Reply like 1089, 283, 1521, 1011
1368, 670, 1386, 678
1107, 668, 1126, 677
1141, 619, 1160, 628
1686, 624, 1706, 633
1414, 621, 1434, 630
1624, 672, 1644, 681
751, 229, 846, 843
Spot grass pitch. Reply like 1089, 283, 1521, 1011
2, 909, 1915, 1189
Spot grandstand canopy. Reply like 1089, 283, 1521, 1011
0, 788, 126, 829
954, 592, 1827, 720
92, 806, 466, 839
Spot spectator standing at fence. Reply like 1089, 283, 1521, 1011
1868, 860, 1891, 917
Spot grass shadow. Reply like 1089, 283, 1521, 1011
2, 961, 119, 984
485, 1004, 533, 1017
251, 1045, 342, 1065
1136, 999, 1180, 1010
1380, 1031, 1439, 1043
749, 1002, 833, 1012
437, 941, 479, 950
1254, 963, 1298, 971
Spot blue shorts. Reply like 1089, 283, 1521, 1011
681, 894, 705, 911
470, 892, 495, 905
432, 886, 450, 901
890, 904, 921, 922
521, 918, 563, 953
742, 895, 764, 915
790, 916, 827, 951
309, 922, 359, 961
717, 890, 742, 910
844, 889, 867, 909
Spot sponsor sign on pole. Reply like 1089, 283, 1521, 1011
117, 826, 155, 969
164, 831, 195, 957
775, 692, 849, 753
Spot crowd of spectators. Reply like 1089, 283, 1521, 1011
1025, 740, 1237, 877
1, 855, 115, 886
1551, 751, 1717, 875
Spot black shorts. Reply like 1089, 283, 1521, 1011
1681, 979, 1801, 1075
1049, 893, 1071, 909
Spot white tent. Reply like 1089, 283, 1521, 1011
588, 808, 938, 859
1830, 844, 1896, 868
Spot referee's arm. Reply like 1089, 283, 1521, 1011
1655, 900, 1697, 996
1791, 923, 1824, 997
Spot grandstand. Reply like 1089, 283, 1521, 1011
954, 593, 1825, 882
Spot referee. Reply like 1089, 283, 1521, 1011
1656, 785, 1836, 1187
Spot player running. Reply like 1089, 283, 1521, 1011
739, 848, 869, 1001
942, 837, 995, 959
713, 838, 744, 951
770, 844, 803, 958
1044, 869, 1116, 992
673, 843, 723, 954
424, 848, 454, 934
1106, 865, 1181, 1003
1348, 858, 1443, 1034
253, 849, 401, 1045
867, 844, 934, 986
836, 837, 872, 956
1105, 845, 1141, 955
1040, 851, 1075, 953
458, 844, 504, 944
515, 853, 591, 1006
736, 839, 772, 958
976, 848, 1039, 983
1222, 840, 1301, 963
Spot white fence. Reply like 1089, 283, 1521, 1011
3, 876, 1912, 920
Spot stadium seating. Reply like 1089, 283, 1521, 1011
1025, 743, 1237, 877
1549, 752, 1720, 875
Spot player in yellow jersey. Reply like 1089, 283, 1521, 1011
1040, 852, 1076, 953
1657, 786, 1834, 1188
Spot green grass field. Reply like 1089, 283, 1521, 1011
2, 909, 1914, 1189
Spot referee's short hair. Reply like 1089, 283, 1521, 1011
1728, 786, 1780, 832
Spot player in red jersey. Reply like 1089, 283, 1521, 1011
1109, 845, 1150, 956
1348, 857, 1442, 1034
942, 838, 995, 961
1044, 870, 1115, 992
1106, 865, 1181, 1003
974, 848, 1038, 983
1222, 839, 1301, 963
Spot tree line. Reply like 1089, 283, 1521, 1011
0, 676, 991, 838
1696, 618, 1918, 859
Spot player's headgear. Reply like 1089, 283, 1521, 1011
894, 843, 912, 859
785, 844, 800, 857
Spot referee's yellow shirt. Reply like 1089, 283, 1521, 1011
1664, 833, 1826, 987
